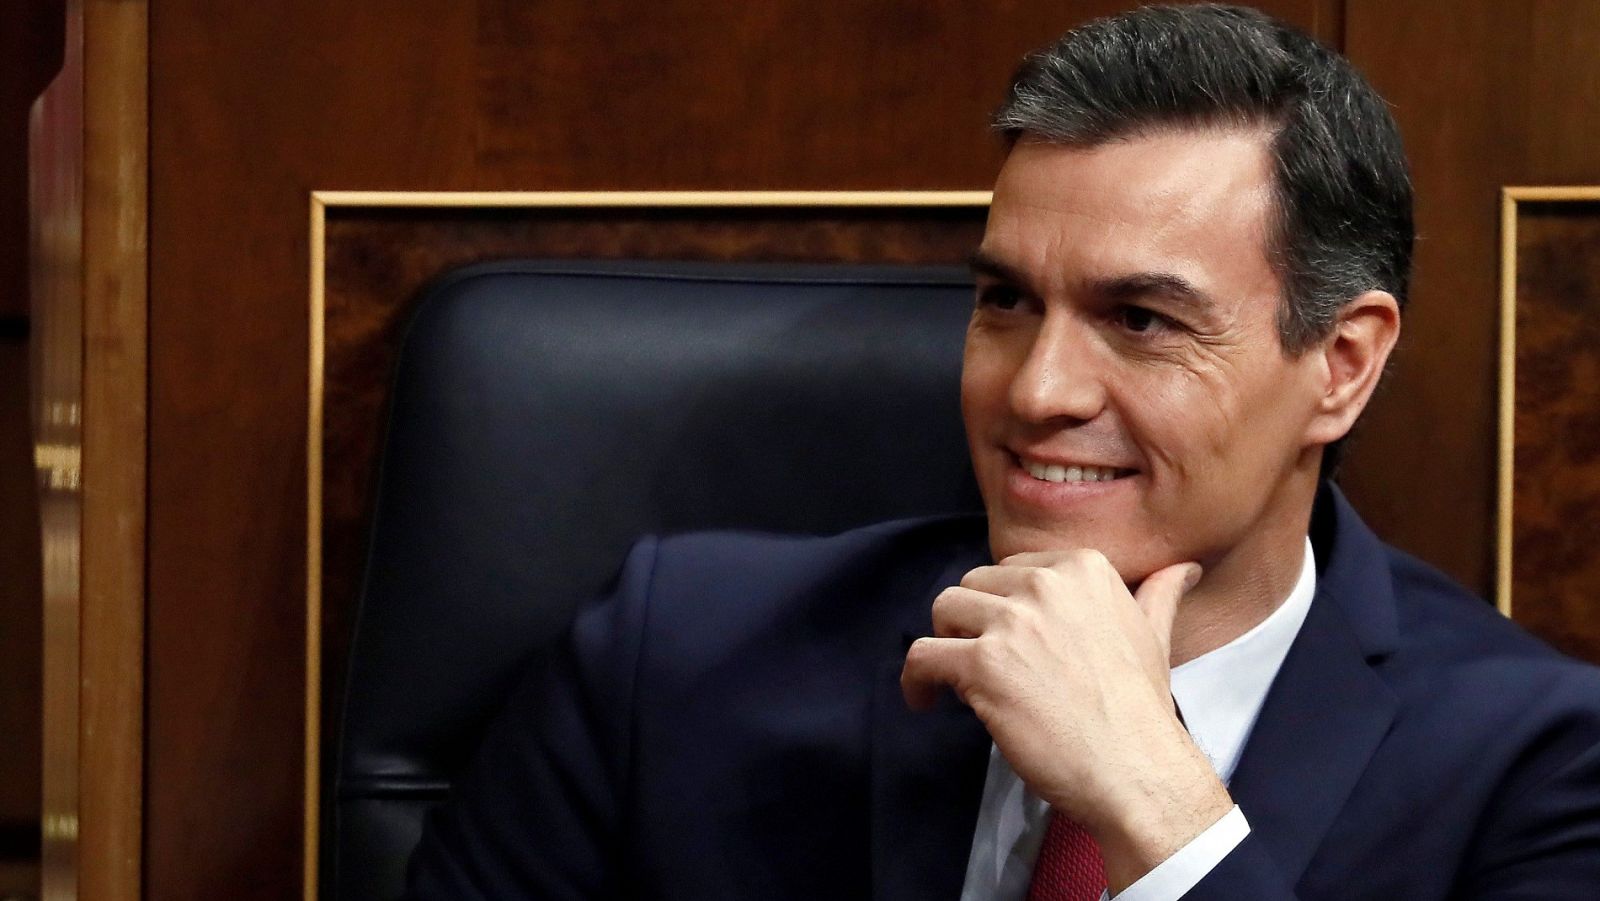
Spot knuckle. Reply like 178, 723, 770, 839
1022, 567, 1058, 596
994, 600, 1022, 628
968, 640, 992, 676
904, 636, 932, 665
972, 634, 1007, 671
1073, 547, 1109, 568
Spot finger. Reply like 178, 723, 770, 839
958, 562, 1072, 598
995, 549, 1129, 597
957, 563, 1033, 594
900, 636, 969, 711
1132, 561, 1202, 652
931, 585, 1009, 638
998, 547, 1113, 574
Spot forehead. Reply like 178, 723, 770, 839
981, 130, 1280, 300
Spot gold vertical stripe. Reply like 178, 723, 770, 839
305, 193, 327, 901
1497, 189, 1518, 619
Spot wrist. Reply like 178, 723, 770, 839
1086, 739, 1233, 894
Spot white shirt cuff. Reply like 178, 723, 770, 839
1104, 805, 1249, 901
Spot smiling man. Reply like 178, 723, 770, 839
406, 5, 1600, 900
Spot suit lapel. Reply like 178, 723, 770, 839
861, 485, 1400, 896
1225, 485, 1401, 887
869, 553, 992, 901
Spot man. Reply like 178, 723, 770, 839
406, 5, 1600, 899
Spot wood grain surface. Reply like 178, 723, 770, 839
1342, 0, 1600, 608
1512, 201, 1600, 661
78, 0, 147, 896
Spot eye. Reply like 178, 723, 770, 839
975, 283, 1024, 311
1115, 304, 1166, 334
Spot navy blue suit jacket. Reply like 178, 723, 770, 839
406, 487, 1600, 898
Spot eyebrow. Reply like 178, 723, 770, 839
967, 248, 1029, 287
1095, 272, 1216, 312
968, 248, 1217, 314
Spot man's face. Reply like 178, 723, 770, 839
963, 130, 1328, 581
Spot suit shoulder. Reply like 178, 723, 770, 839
646, 513, 988, 594
1386, 545, 1563, 658
612, 515, 988, 685
1382, 543, 1600, 707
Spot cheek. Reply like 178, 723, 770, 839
1114, 368, 1244, 474
958, 363, 988, 428
960, 333, 1015, 424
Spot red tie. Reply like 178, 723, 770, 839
1027, 812, 1107, 901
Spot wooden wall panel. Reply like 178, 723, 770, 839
146, 3, 1335, 898
1342, 0, 1600, 614
1510, 199, 1600, 661
78, 0, 147, 894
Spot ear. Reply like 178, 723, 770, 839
1303, 290, 1401, 447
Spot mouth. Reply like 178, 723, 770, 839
1012, 453, 1138, 485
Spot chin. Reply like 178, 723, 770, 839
990, 519, 1176, 582
990, 521, 1111, 562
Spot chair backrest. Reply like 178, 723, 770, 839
331, 259, 985, 900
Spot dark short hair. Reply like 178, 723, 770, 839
996, 3, 1413, 351
995, 3, 1413, 473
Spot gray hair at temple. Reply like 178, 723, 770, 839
995, 3, 1414, 359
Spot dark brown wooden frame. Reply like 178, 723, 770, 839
1496, 185, 1600, 617
304, 188, 991, 900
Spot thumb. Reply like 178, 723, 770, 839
1132, 561, 1202, 651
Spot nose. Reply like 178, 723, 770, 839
1007, 313, 1107, 424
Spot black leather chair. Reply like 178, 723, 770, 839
331, 259, 985, 900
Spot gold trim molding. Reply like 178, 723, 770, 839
313, 189, 993, 209
303, 189, 991, 900
1496, 186, 1600, 619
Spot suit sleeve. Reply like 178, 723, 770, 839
401, 536, 659, 900
1174, 831, 1300, 900
1453, 691, 1600, 899
1111, 806, 1249, 901
1183, 671, 1600, 901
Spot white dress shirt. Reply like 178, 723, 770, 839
959, 538, 1318, 901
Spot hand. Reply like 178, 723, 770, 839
899, 550, 1233, 891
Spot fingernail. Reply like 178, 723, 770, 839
1183, 564, 1203, 591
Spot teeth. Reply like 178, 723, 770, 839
1022, 461, 1124, 483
